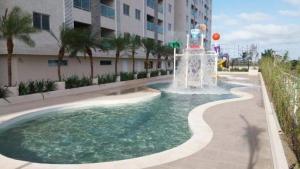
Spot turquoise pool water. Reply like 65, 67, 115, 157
0, 83, 237, 164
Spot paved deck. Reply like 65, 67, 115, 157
148, 75, 274, 169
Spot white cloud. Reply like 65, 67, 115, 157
213, 14, 238, 26
238, 12, 271, 22
283, 0, 300, 5
279, 10, 300, 17
223, 24, 300, 46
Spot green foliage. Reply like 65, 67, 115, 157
45, 80, 56, 92
137, 71, 147, 79
65, 75, 92, 89
98, 74, 116, 84
230, 68, 249, 72
18, 80, 56, 95
0, 87, 9, 99
160, 70, 167, 75
261, 56, 300, 162
0, 7, 38, 45
150, 70, 159, 77
18, 82, 28, 96
120, 72, 134, 81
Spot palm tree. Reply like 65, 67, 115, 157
0, 7, 38, 86
128, 35, 141, 74
153, 42, 164, 70
161, 45, 173, 71
141, 38, 155, 73
49, 25, 75, 81
68, 28, 99, 80
106, 35, 128, 76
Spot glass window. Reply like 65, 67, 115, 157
168, 4, 172, 13
33, 12, 41, 29
100, 60, 112, 65
48, 60, 68, 67
123, 4, 130, 16
33, 12, 50, 30
168, 23, 171, 31
73, 0, 90, 11
42, 15, 50, 30
135, 9, 141, 20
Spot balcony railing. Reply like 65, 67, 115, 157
147, 22, 163, 34
147, 0, 163, 13
74, 0, 91, 11
101, 4, 115, 19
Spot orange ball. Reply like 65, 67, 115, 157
212, 33, 220, 41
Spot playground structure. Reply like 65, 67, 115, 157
172, 24, 218, 89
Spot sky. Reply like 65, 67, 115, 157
212, 0, 300, 59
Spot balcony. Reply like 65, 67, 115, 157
147, 0, 163, 13
101, 3, 115, 19
147, 22, 163, 34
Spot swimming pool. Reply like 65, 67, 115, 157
0, 83, 237, 164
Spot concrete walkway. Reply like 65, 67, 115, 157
148, 75, 274, 169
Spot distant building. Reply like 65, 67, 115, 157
0, 0, 212, 85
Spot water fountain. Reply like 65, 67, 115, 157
173, 25, 218, 89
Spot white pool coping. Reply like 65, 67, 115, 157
0, 83, 253, 169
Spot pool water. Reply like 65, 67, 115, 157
0, 83, 237, 164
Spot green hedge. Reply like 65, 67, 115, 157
65, 75, 92, 89
150, 70, 159, 77
98, 74, 116, 84
0, 87, 9, 99
120, 72, 134, 81
137, 71, 147, 79
19, 80, 56, 96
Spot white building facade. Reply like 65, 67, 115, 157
0, 0, 212, 86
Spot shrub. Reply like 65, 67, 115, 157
120, 72, 134, 81
168, 69, 174, 74
161, 70, 167, 75
28, 81, 36, 94
137, 71, 147, 79
0, 87, 9, 99
18, 80, 56, 95
98, 74, 116, 84
45, 80, 56, 92
18, 82, 28, 96
150, 70, 159, 77
35, 80, 45, 93
65, 75, 92, 89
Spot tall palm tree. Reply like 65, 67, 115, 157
68, 28, 99, 79
106, 35, 128, 76
128, 35, 141, 74
49, 25, 75, 81
153, 42, 164, 70
141, 38, 155, 73
0, 7, 38, 86
161, 45, 173, 71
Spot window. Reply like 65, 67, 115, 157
157, 61, 161, 69
33, 12, 50, 30
48, 60, 68, 67
73, 0, 90, 11
168, 23, 172, 31
135, 9, 141, 20
124, 32, 130, 39
168, 4, 172, 13
123, 4, 130, 16
144, 61, 153, 69
100, 60, 112, 65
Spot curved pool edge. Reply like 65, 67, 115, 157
0, 85, 253, 169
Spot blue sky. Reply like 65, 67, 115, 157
212, 0, 300, 59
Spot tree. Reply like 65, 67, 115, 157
161, 45, 173, 71
68, 28, 100, 79
153, 42, 164, 70
127, 35, 141, 74
261, 49, 275, 59
49, 25, 75, 81
0, 7, 38, 86
106, 35, 128, 76
141, 38, 155, 73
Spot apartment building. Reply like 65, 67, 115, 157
0, 0, 212, 86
